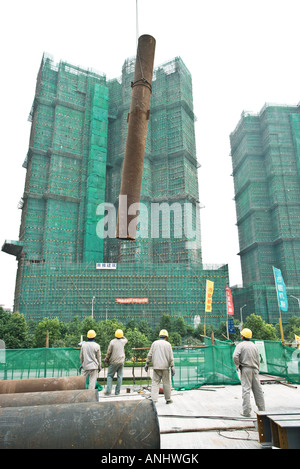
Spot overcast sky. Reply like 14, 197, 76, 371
1, 0, 300, 310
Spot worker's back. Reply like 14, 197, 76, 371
80, 340, 101, 370
233, 340, 260, 370
106, 337, 128, 364
147, 339, 174, 370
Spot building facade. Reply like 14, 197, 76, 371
2, 53, 229, 326
230, 104, 300, 324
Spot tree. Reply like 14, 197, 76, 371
34, 318, 62, 348
243, 314, 278, 341
125, 328, 151, 361
193, 323, 214, 341
79, 317, 100, 338
62, 316, 82, 347
172, 316, 186, 337
169, 331, 181, 346
136, 319, 152, 340
282, 316, 300, 343
159, 314, 172, 333
97, 319, 124, 355
0, 311, 31, 349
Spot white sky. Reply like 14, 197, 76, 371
0, 0, 300, 310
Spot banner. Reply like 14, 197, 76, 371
96, 263, 117, 269
273, 266, 288, 312
228, 316, 235, 334
115, 298, 148, 304
226, 287, 234, 315
205, 280, 214, 312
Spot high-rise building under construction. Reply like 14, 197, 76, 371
2, 53, 229, 326
230, 104, 300, 324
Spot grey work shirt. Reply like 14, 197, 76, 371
80, 340, 101, 370
147, 339, 174, 370
233, 340, 260, 371
105, 337, 128, 364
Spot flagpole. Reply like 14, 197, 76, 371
273, 266, 285, 344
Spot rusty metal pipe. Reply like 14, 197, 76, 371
0, 375, 86, 394
116, 34, 156, 240
0, 399, 160, 449
0, 389, 98, 407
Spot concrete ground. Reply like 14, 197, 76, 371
98, 374, 300, 449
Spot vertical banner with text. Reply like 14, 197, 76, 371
205, 280, 214, 312
226, 287, 234, 315
273, 266, 288, 312
273, 266, 288, 342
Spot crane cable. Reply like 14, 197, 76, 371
133, 0, 152, 93
136, 0, 139, 48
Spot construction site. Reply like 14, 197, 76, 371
2, 44, 229, 328
0, 341, 299, 450
1, 15, 300, 450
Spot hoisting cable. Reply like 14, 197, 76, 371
133, 0, 153, 93
136, 0, 139, 48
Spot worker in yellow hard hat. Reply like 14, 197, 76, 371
240, 328, 252, 339
233, 328, 265, 417
144, 329, 175, 404
103, 329, 128, 396
80, 330, 101, 389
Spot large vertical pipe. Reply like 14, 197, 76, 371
116, 34, 156, 240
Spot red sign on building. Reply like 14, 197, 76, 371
115, 298, 149, 304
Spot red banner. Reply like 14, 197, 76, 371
115, 298, 149, 304
226, 287, 234, 315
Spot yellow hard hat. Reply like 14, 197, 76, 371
87, 329, 96, 339
159, 329, 169, 337
115, 329, 123, 338
241, 328, 252, 339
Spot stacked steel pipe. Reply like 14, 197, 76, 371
0, 376, 160, 449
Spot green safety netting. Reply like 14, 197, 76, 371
172, 344, 240, 390
172, 340, 300, 390
0, 347, 81, 381
252, 339, 300, 385
1, 341, 299, 388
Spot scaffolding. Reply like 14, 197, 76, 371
3, 53, 229, 326
15, 261, 229, 327
230, 104, 300, 323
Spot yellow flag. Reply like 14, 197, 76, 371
205, 280, 214, 312
295, 334, 300, 349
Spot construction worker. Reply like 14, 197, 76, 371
104, 329, 128, 396
145, 329, 175, 404
80, 330, 101, 389
233, 328, 265, 417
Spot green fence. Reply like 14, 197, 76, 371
1, 341, 299, 387
253, 339, 300, 385
172, 344, 240, 390
172, 340, 300, 390
0, 348, 80, 380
